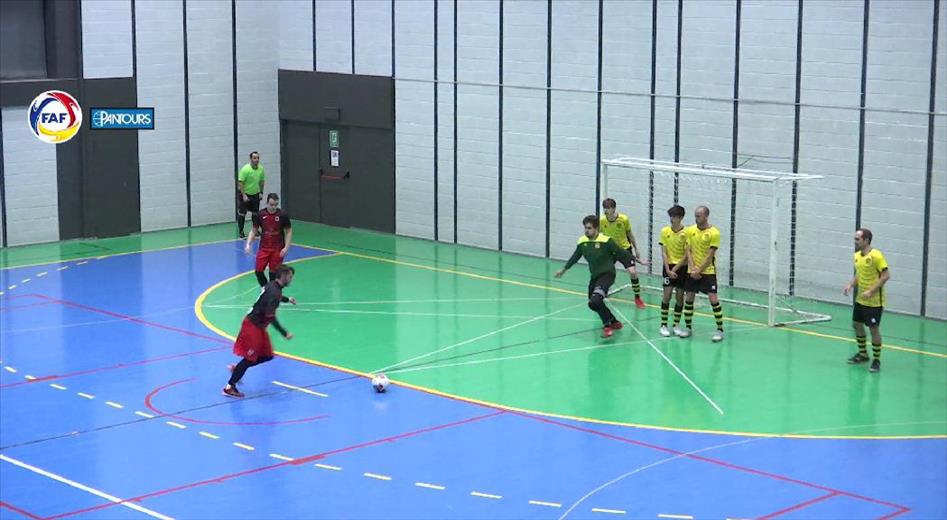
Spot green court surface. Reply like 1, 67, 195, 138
4, 222, 945, 438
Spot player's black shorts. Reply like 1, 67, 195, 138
684, 273, 718, 294
852, 303, 883, 326
663, 263, 685, 289
237, 192, 261, 215
624, 247, 637, 266
589, 272, 616, 299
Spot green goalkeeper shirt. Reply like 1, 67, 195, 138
564, 233, 634, 279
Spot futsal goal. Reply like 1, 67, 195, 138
601, 156, 831, 327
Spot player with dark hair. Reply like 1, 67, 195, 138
844, 228, 890, 373
555, 215, 637, 338
658, 204, 688, 337
245, 193, 292, 287
600, 198, 647, 309
224, 264, 297, 398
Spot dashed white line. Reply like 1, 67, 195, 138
6, 285, 16, 290
363, 472, 392, 481
165, 421, 186, 429
471, 491, 503, 500
77, 261, 89, 265
57, 266, 69, 271
199, 432, 220, 440
529, 500, 562, 508
272, 380, 328, 397
50, 384, 67, 390
36, 272, 48, 277
270, 454, 294, 461
3, 366, 16, 373
314, 463, 342, 471
21, 278, 30, 284
24, 375, 37, 380
233, 442, 255, 451
593, 508, 627, 515
415, 482, 446, 490
657, 515, 693, 520
105, 401, 124, 409
135, 411, 154, 419
77, 392, 95, 399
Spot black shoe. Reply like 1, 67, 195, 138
869, 359, 881, 373
239, 231, 246, 239
847, 353, 869, 364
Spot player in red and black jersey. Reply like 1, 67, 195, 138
223, 264, 297, 398
245, 193, 293, 287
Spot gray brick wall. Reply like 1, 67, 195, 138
548, 0, 599, 261
316, 0, 353, 74
926, 0, 946, 320
82, 0, 134, 79
354, 0, 392, 77
279, 0, 313, 71
185, 0, 235, 226
136, 0, 188, 232
456, 0, 500, 250
394, 0, 435, 240
501, 0, 547, 257
436, 0, 456, 243
237, 0, 281, 204
1, 107, 59, 246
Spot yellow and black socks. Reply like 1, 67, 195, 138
673, 303, 684, 325
856, 335, 868, 356
872, 341, 882, 360
684, 302, 694, 328
631, 277, 641, 297
660, 302, 670, 326
711, 302, 724, 331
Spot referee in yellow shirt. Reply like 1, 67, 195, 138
844, 228, 891, 373
600, 198, 646, 309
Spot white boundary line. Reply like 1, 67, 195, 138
0, 454, 174, 520
374, 302, 584, 373
613, 305, 724, 415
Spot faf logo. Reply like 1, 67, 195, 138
90, 108, 155, 130
28, 91, 82, 144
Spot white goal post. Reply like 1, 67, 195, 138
601, 156, 832, 327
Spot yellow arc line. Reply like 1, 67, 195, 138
195, 244, 947, 440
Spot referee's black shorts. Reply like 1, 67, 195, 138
237, 192, 261, 216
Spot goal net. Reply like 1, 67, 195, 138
601, 156, 831, 327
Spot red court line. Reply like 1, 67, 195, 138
0, 347, 228, 389
0, 501, 43, 520
29, 294, 229, 344
757, 491, 839, 520
0, 301, 55, 312
144, 378, 329, 426
876, 506, 912, 520
511, 412, 910, 515
44, 410, 505, 519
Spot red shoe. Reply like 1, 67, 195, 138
602, 326, 614, 338
222, 385, 244, 398
635, 297, 646, 309
609, 320, 624, 330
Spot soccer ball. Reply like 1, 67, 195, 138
371, 374, 389, 393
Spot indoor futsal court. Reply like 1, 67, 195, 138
1, 0, 946, 518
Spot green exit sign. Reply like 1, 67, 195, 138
329, 130, 340, 148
